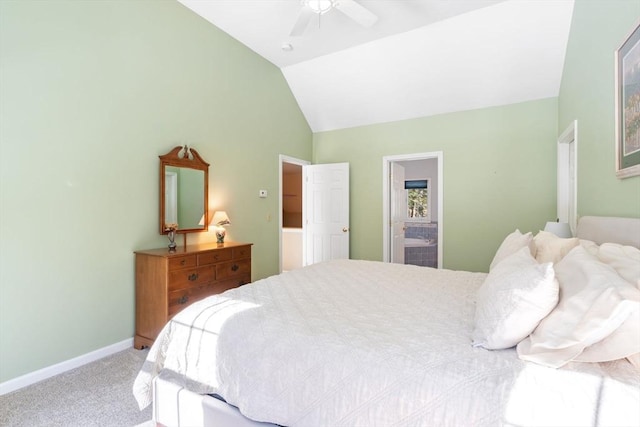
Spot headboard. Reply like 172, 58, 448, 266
576, 216, 640, 248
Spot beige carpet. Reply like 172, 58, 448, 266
0, 348, 152, 427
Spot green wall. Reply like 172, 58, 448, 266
558, 0, 640, 218
313, 98, 558, 272
0, 0, 311, 383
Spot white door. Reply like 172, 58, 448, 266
303, 163, 349, 265
390, 162, 405, 264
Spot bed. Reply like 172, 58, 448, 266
133, 216, 640, 427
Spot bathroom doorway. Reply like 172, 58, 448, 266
382, 152, 443, 268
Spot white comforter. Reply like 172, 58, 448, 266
133, 259, 640, 426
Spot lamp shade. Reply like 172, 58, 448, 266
211, 211, 231, 227
544, 221, 572, 238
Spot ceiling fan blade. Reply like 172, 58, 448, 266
290, 7, 315, 36
335, 0, 378, 27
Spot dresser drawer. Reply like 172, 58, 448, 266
216, 259, 251, 280
168, 266, 214, 291
198, 249, 232, 265
168, 285, 213, 317
168, 255, 197, 271
167, 275, 251, 317
232, 246, 251, 260
215, 274, 251, 292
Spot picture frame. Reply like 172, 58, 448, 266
615, 21, 640, 179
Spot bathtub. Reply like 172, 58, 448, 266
404, 238, 436, 248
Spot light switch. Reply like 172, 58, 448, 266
259, 189, 268, 198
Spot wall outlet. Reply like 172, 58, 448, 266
259, 189, 268, 198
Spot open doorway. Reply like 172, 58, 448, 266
279, 155, 309, 273
279, 156, 350, 273
382, 152, 443, 268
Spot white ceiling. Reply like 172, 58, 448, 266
178, 0, 575, 132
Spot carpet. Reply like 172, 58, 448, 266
0, 347, 152, 427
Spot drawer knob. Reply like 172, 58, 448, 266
178, 295, 188, 304
231, 264, 239, 272
188, 273, 199, 281
180, 260, 186, 265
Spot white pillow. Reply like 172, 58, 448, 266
534, 230, 579, 264
473, 247, 559, 350
517, 246, 640, 368
575, 309, 640, 363
575, 243, 640, 363
627, 353, 640, 371
579, 239, 599, 257
490, 229, 535, 271
596, 243, 640, 286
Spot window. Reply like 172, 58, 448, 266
405, 179, 430, 221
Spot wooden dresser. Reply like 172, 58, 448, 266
134, 242, 252, 349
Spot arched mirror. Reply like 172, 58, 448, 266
159, 146, 209, 234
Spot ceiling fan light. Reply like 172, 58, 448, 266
307, 0, 334, 15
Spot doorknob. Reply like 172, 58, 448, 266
342, 227, 349, 233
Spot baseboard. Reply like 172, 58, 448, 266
0, 337, 134, 396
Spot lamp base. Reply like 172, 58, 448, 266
216, 229, 226, 244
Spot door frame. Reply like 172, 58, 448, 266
279, 155, 310, 273
557, 120, 578, 234
382, 152, 444, 267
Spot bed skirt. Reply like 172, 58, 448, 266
153, 371, 277, 427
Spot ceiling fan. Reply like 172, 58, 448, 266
290, 0, 378, 36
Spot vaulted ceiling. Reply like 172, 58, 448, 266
178, 0, 575, 132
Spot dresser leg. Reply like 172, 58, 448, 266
134, 335, 152, 350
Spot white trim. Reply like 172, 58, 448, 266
557, 119, 576, 143
279, 155, 310, 274
0, 338, 134, 395
557, 120, 578, 234
382, 152, 444, 267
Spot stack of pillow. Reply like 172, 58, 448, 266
472, 229, 640, 369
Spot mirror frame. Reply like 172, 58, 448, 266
159, 146, 209, 235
